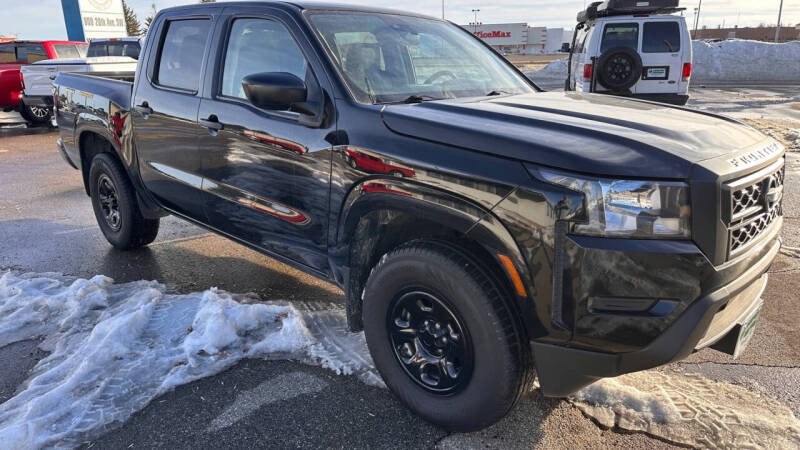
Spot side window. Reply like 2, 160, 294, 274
0, 43, 15, 63
600, 23, 639, 53
18, 44, 48, 63
221, 18, 308, 101
643, 22, 681, 53
156, 19, 212, 91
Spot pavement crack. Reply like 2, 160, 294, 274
677, 361, 800, 370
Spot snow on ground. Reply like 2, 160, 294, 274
527, 39, 800, 85
0, 271, 376, 449
571, 370, 800, 449
2, 270, 800, 448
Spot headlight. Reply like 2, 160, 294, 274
536, 168, 691, 239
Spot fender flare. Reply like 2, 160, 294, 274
334, 177, 542, 338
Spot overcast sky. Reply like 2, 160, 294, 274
1, 0, 797, 40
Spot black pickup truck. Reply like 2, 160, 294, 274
53, 1, 784, 431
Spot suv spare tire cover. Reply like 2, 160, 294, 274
596, 46, 643, 92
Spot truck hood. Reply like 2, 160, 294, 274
381, 92, 768, 179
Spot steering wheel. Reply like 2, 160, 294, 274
424, 70, 458, 85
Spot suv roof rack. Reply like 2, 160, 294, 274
577, 0, 685, 23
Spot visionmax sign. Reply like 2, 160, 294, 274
61, 0, 127, 41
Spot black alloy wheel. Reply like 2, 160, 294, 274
388, 290, 473, 394
97, 174, 122, 231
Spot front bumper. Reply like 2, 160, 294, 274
532, 230, 780, 397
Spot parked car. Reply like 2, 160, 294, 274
53, 1, 784, 432
21, 56, 137, 124
566, 0, 693, 105
86, 37, 142, 60
0, 40, 87, 123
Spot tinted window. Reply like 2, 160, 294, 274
221, 19, 308, 101
0, 43, 15, 63
53, 44, 83, 59
600, 23, 639, 53
643, 22, 681, 53
157, 20, 211, 91
18, 44, 48, 63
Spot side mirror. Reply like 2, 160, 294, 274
242, 72, 308, 111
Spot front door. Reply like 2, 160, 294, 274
197, 10, 335, 273
635, 20, 683, 94
133, 14, 216, 220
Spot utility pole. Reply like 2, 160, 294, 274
472, 9, 481, 33
775, 0, 784, 42
441, 0, 445, 20
693, 0, 703, 39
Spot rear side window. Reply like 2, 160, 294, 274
220, 18, 308, 100
600, 23, 639, 53
157, 19, 211, 91
17, 44, 48, 63
0, 43, 15, 63
53, 45, 83, 59
643, 22, 681, 53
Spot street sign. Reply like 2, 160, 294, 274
61, 0, 127, 42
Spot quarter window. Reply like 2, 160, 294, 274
643, 22, 681, 53
156, 19, 211, 91
221, 18, 309, 101
600, 23, 639, 53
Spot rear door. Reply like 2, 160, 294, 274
635, 19, 683, 94
133, 9, 219, 219
196, 6, 335, 272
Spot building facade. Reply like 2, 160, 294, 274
691, 25, 800, 43
462, 23, 572, 54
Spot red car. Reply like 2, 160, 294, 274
0, 40, 87, 123
344, 147, 416, 178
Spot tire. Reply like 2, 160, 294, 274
19, 101, 52, 124
362, 242, 529, 431
89, 153, 159, 250
596, 46, 643, 92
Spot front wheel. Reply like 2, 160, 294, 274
89, 153, 160, 250
19, 101, 52, 124
362, 242, 529, 431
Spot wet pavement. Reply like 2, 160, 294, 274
1, 87, 799, 448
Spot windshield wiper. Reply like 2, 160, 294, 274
486, 90, 511, 96
401, 94, 441, 104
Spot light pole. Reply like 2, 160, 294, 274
442, 0, 445, 20
472, 9, 481, 33
775, 0, 784, 42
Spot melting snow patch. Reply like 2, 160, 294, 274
0, 271, 376, 449
570, 370, 800, 449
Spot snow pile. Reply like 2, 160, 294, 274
571, 371, 800, 448
693, 39, 800, 82
0, 271, 375, 449
525, 58, 568, 81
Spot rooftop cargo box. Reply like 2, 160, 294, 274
577, 0, 684, 23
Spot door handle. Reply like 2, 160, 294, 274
134, 103, 153, 116
199, 115, 223, 132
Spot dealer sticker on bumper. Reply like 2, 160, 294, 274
646, 68, 667, 78
734, 303, 762, 359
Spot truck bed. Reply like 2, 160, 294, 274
55, 71, 134, 111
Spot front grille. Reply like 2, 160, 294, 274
723, 160, 784, 259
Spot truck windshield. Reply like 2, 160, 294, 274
307, 12, 534, 104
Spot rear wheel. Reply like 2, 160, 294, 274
19, 101, 51, 125
89, 153, 159, 250
362, 242, 529, 431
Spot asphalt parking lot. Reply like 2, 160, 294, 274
1, 86, 799, 448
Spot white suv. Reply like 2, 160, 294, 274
566, 0, 693, 105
